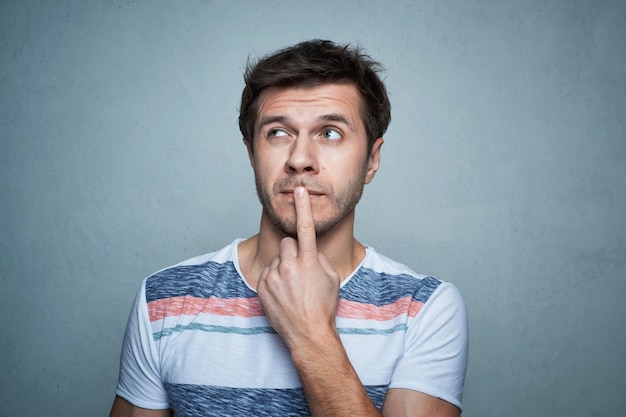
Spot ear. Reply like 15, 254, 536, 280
364, 137, 384, 184
244, 139, 255, 168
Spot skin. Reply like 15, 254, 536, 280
110, 83, 460, 417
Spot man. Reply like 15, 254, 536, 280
110, 39, 468, 417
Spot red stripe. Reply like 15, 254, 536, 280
148, 296, 264, 322
338, 296, 424, 320
148, 295, 424, 322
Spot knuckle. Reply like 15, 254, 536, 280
278, 259, 295, 276
297, 222, 314, 236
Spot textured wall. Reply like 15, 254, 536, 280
1, 1, 624, 416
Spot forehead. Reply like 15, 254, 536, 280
255, 83, 364, 127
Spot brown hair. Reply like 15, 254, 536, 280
238, 39, 391, 153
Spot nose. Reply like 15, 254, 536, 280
285, 135, 318, 175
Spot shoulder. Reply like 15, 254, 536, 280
348, 247, 445, 303
348, 247, 467, 316
361, 246, 427, 279
143, 239, 247, 303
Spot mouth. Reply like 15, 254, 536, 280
275, 178, 328, 200
280, 189, 324, 197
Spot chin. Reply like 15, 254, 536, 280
267, 209, 338, 237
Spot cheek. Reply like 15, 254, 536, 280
253, 165, 280, 196
254, 150, 286, 173
330, 155, 364, 176
253, 158, 274, 177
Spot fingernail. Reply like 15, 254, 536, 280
294, 186, 305, 197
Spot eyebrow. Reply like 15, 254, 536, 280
258, 115, 286, 130
319, 113, 354, 129
258, 113, 354, 130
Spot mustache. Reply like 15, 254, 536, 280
273, 176, 330, 194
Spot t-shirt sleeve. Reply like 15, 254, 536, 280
389, 281, 469, 410
114, 280, 170, 410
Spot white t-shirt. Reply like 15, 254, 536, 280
115, 240, 468, 415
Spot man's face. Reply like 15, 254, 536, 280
247, 83, 383, 237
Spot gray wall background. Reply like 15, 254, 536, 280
1, 1, 624, 416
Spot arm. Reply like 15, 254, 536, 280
287, 316, 382, 416
382, 389, 460, 417
111, 284, 172, 415
109, 396, 172, 417
257, 187, 461, 416
287, 321, 460, 416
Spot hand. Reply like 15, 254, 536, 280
257, 186, 342, 348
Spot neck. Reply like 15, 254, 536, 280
238, 209, 365, 289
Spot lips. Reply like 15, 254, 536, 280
280, 188, 324, 196
274, 177, 329, 198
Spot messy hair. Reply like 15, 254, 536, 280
239, 39, 391, 153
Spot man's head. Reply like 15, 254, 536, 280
239, 39, 391, 154
240, 40, 390, 237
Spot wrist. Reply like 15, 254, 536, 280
287, 325, 342, 366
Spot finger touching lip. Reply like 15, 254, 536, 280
281, 188, 324, 196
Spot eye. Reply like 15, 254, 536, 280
268, 128, 289, 138
322, 128, 342, 140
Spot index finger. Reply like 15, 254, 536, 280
294, 186, 317, 258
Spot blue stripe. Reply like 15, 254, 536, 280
340, 268, 442, 306
165, 383, 388, 416
153, 322, 408, 341
146, 261, 441, 307
338, 323, 408, 335
145, 261, 256, 303
153, 323, 276, 341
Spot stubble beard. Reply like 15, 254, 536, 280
254, 167, 368, 237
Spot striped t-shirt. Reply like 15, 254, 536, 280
115, 239, 468, 415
